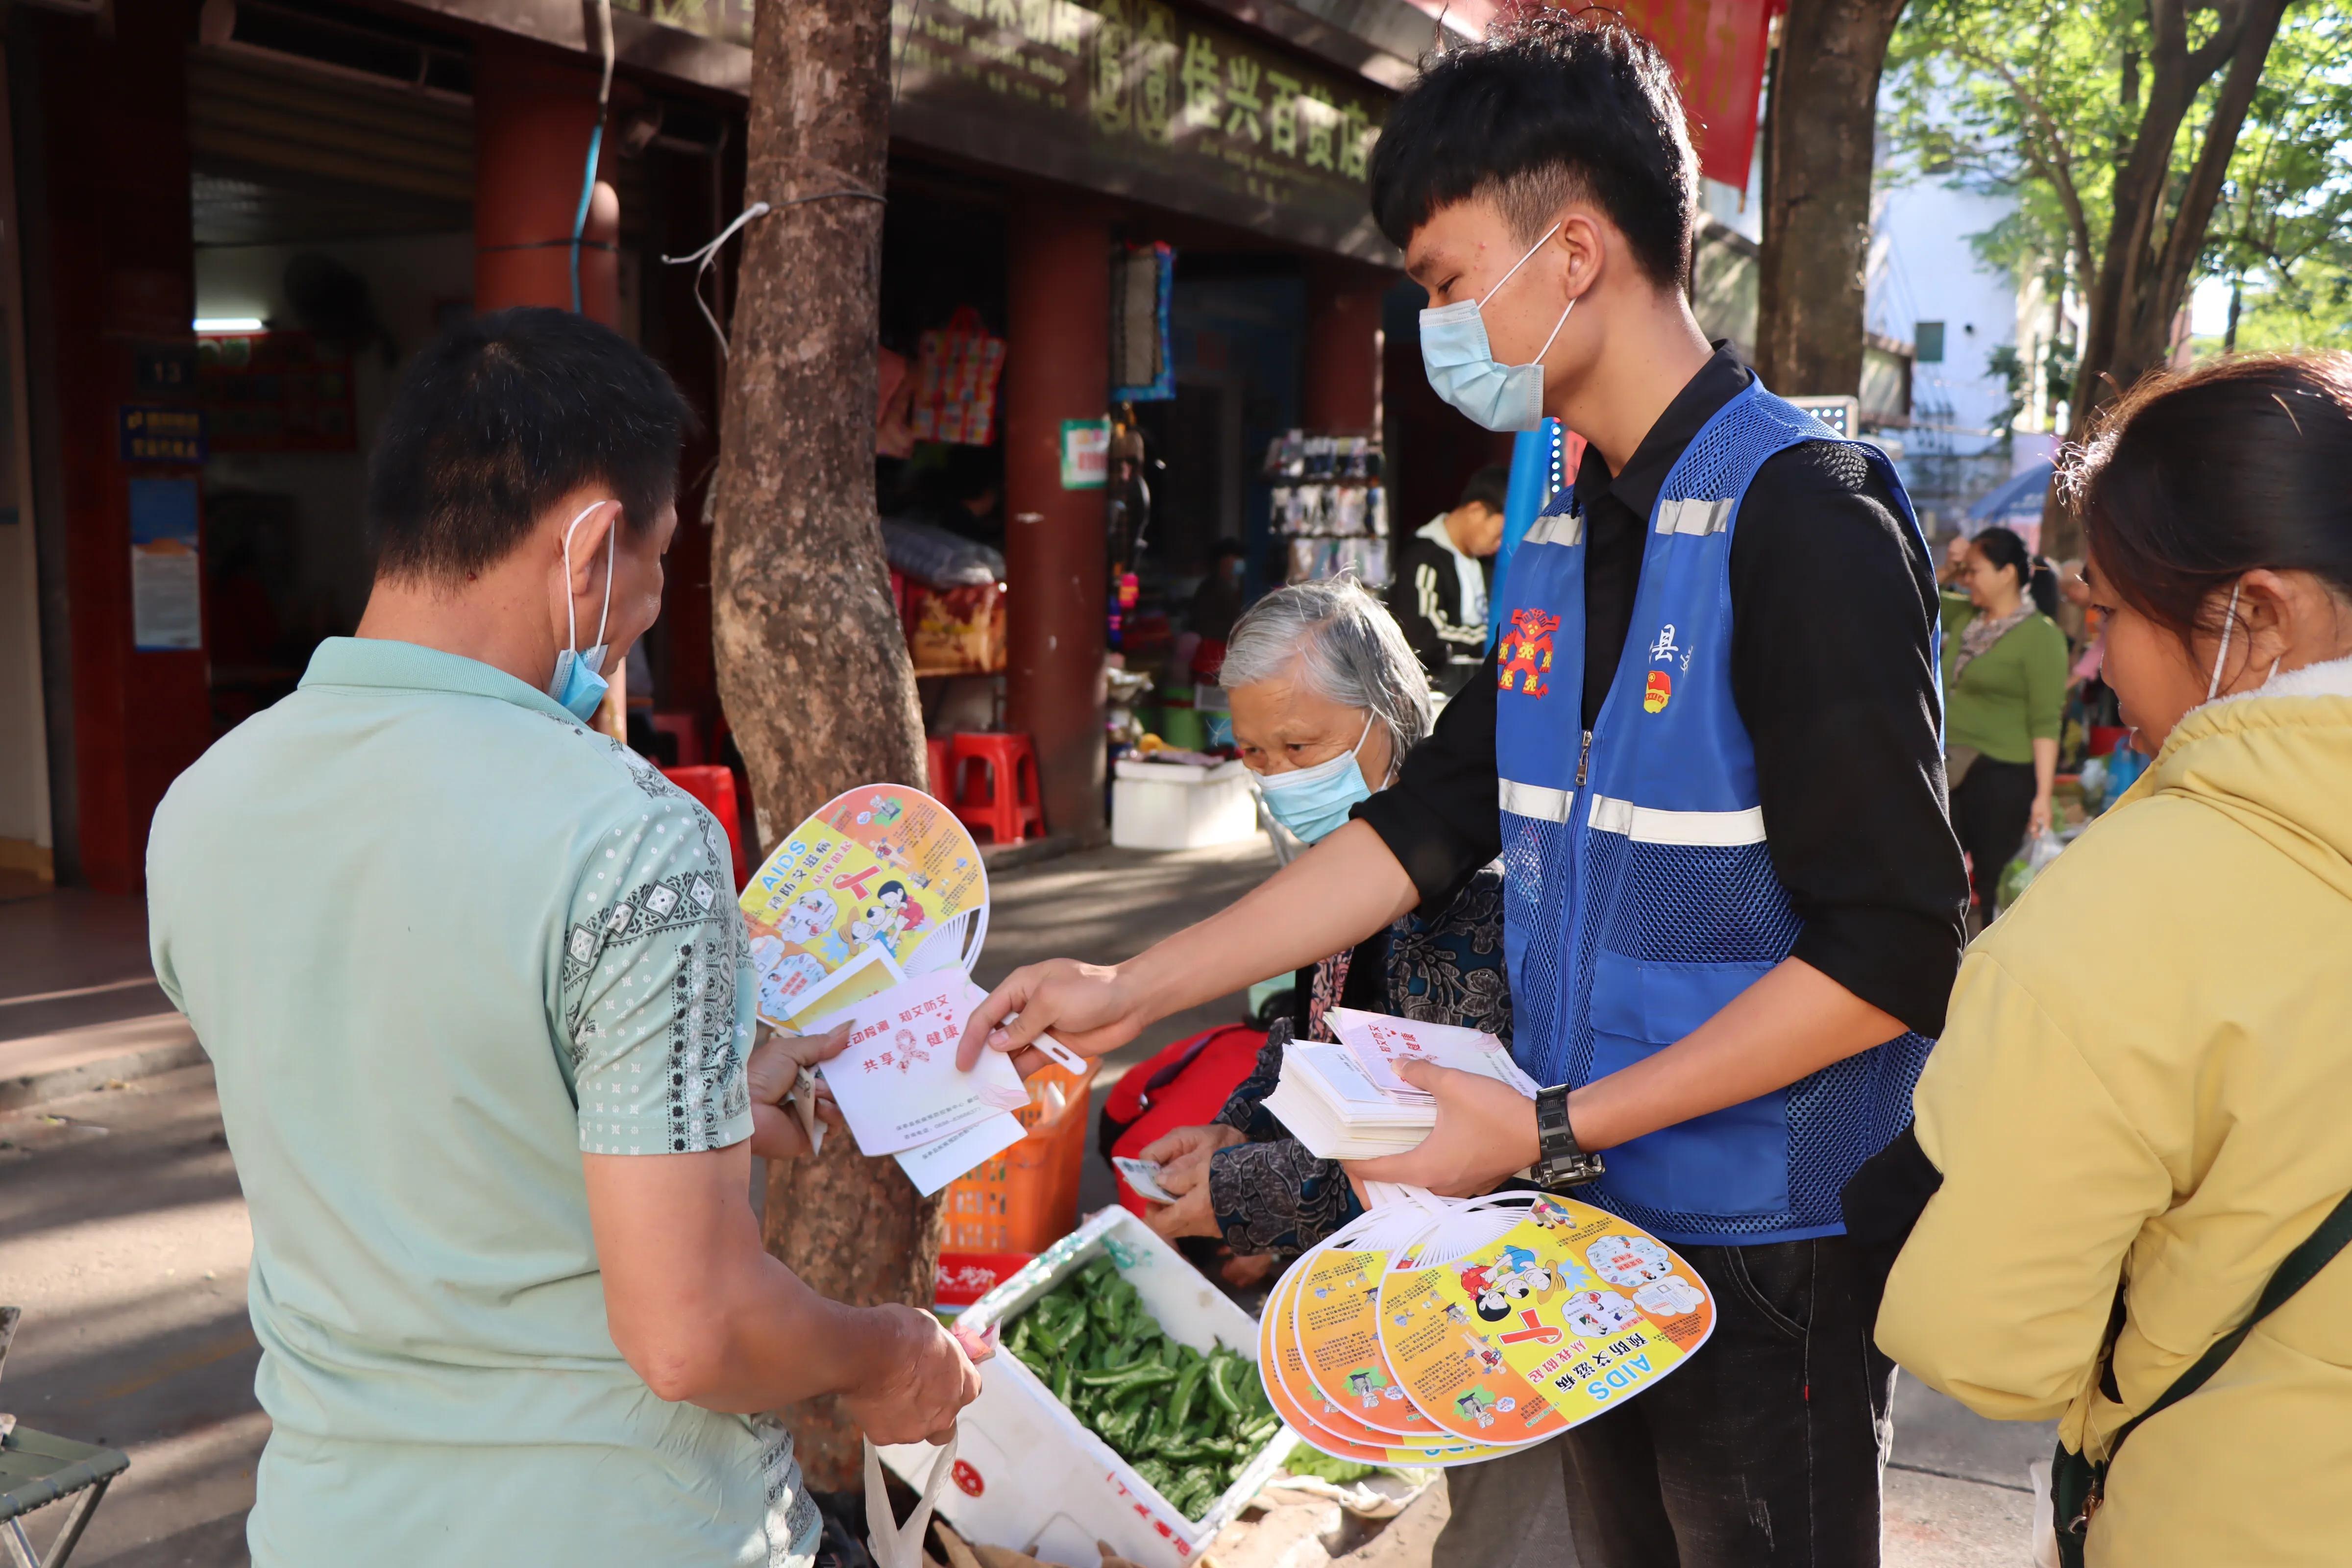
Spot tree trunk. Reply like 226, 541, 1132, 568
710, 0, 939, 1494
1754, 0, 1909, 396
2047, 0, 2288, 560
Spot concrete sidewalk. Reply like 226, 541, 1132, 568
0, 841, 2050, 1567
0, 889, 201, 1111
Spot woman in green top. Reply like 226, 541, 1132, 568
1945, 525, 2070, 924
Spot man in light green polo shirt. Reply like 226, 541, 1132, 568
148, 307, 979, 1567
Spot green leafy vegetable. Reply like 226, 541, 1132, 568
1001, 1252, 1279, 1522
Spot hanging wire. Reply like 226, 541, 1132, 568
659, 189, 887, 360
569, 0, 616, 314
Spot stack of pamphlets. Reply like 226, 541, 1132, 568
1261, 1008, 1541, 1160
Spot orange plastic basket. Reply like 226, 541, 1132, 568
940, 1059, 1098, 1252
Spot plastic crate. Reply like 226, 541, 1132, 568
941, 1059, 1097, 1252
882, 1208, 1294, 1568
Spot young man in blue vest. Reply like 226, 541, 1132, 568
963, 15, 1965, 1566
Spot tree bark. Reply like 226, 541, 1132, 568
2046, 0, 2288, 559
1754, 0, 1910, 396
710, 0, 939, 1494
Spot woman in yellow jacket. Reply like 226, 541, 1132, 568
1873, 352, 2352, 1566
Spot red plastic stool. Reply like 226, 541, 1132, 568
926, 736, 953, 799
661, 764, 751, 888
948, 733, 1044, 844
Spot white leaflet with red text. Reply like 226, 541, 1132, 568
821, 971, 1030, 1155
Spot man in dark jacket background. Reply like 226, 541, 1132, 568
1391, 463, 1509, 695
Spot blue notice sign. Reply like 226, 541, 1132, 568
120, 404, 207, 465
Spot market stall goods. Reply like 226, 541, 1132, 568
1003, 1255, 1276, 1521
880, 1208, 1296, 1568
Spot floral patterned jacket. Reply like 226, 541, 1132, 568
1203, 866, 1510, 1258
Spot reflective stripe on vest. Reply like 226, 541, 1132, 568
1493, 379, 1940, 1247
1498, 779, 1575, 823
1585, 795, 1766, 845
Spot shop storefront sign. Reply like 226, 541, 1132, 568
118, 405, 207, 466
1060, 418, 1110, 488
611, 0, 1392, 260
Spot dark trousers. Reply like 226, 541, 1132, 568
1554, 1235, 1897, 1568
1949, 756, 2038, 920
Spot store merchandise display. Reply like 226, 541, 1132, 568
910, 306, 1005, 445
1259, 1191, 1716, 1463
1264, 428, 1390, 588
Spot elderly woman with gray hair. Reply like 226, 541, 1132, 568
1138, 577, 1511, 1257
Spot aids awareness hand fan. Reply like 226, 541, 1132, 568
1284, 1206, 1461, 1440
740, 783, 989, 1029
1375, 1192, 1715, 1446
1258, 1256, 1518, 1467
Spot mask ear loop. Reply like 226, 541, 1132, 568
1532, 294, 1577, 366
561, 502, 618, 661
2205, 579, 2244, 703
1476, 220, 1565, 309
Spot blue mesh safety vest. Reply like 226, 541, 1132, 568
1494, 381, 1936, 1247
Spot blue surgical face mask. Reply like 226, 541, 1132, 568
1254, 716, 1377, 844
1419, 221, 1576, 432
549, 502, 617, 721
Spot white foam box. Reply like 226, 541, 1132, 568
1110, 757, 1258, 852
880, 1206, 1294, 1568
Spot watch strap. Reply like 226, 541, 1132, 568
1534, 1083, 1605, 1188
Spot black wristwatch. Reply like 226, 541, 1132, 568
1533, 1083, 1605, 1189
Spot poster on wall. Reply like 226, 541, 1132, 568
129, 477, 202, 651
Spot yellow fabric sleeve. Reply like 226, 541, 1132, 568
1878, 950, 2172, 1425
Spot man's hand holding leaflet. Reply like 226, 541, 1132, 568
957, 810, 1908, 1197
571, 807, 981, 1446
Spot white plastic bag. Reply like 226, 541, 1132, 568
2026, 1459, 2060, 1568
866, 1434, 956, 1568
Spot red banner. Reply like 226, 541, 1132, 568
1398, 0, 1778, 189
1616, 0, 1778, 188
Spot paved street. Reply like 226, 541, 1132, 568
0, 840, 2049, 1566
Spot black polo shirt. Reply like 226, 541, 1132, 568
1357, 347, 1968, 1039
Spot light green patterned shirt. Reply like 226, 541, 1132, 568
148, 636, 818, 1568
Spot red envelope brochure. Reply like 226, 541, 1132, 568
1261, 1265, 1517, 1466
1289, 1242, 1449, 1438
1378, 1194, 1713, 1445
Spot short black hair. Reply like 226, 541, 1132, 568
1456, 463, 1513, 515
1370, 11, 1698, 291
367, 306, 695, 580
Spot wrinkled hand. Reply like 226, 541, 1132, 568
1139, 1123, 1245, 1197
1145, 1180, 1222, 1244
2027, 794, 2054, 839
956, 959, 1144, 1070
1341, 1060, 1541, 1199
745, 1023, 848, 1162
842, 1303, 985, 1447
